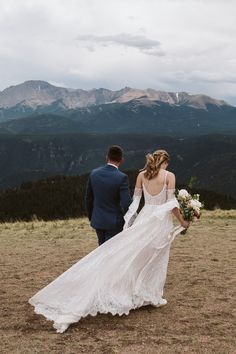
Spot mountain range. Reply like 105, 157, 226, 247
0, 81, 235, 200
0, 80, 229, 113
0, 81, 236, 136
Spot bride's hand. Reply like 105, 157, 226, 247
181, 220, 190, 229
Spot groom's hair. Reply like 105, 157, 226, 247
107, 145, 123, 162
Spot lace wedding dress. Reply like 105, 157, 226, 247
29, 171, 184, 333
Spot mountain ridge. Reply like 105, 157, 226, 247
1, 99, 235, 136
0, 80, 231, 123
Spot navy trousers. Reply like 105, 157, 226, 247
95, 226, 123, 246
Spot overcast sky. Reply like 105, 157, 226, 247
0, 0, 236, 104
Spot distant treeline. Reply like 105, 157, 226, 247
0, 171, 235, 222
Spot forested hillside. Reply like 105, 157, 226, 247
0, 172, 235, 222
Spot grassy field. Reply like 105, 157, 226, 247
0, 211, 236, 354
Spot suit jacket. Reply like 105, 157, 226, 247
85, 164, 132, 230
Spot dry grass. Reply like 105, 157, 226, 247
0, 210, 236, 354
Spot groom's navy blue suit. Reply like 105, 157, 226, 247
85, 164, 132, 245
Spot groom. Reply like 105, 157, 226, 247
85, 145, 132, 245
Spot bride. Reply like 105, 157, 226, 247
29, 149, 189, 333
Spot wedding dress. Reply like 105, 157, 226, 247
29, 171, 184, 333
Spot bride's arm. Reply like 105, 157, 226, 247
167, 172, 189, 229
133, 172, 143, 196
172, 208, 189, 229
123, 173, 143, 229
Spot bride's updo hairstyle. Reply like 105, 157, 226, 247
143, 150, 170, 180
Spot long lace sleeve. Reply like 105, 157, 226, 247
123, 187, 142, 229
166, 188, 185, 240
166, 188, 180, 208
166, 188, 176, 202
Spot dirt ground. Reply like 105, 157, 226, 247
0, 210, 235, 354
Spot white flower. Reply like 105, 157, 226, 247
189, 199, 202, 208
178, 189, 190, 199
194, 207, 201, 214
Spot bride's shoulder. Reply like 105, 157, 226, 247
166, 171, 176, 185
166, 170, 175, 177
135, 171, 145, 187
138, 170, 146, 180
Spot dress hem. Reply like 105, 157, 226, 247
29, 295, 167, 333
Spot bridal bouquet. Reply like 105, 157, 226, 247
175, 189, 203, 234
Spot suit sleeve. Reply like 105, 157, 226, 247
119, 175, 132, 214
85, 176, 94, 221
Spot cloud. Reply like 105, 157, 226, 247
76, 33, 164, 56
189, 72, 236, 84
0, 0, 236, 104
